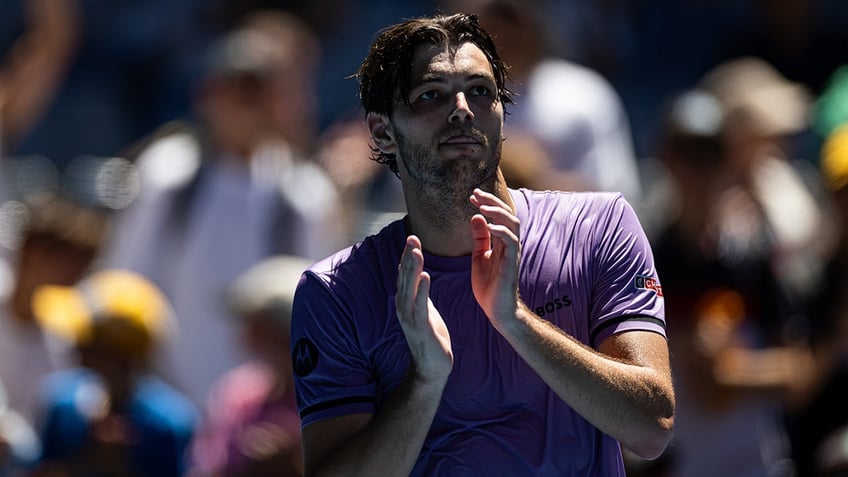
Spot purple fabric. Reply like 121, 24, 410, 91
291, 189, 665, 476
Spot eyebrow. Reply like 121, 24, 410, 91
413, 72, 495, 87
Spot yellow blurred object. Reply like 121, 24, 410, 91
822, 124, 848, 192
31, 284, 91, 344
32, 270, 173, 355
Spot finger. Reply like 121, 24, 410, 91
470, 188, 511, 210
487, 223, 520, 256
470, 189, 519, 234
398, 236, 423, 278
470, 214, 491, 257
414, 271, 432, 327
397, 236, 423, 319
488, 222, 519, 261
476, 204, 520, 233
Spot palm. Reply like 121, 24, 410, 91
470, 217, 505, 311
469, 189, 521, 327
396, 236, 454, 383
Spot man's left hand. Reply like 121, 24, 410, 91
469, 188, 521, 330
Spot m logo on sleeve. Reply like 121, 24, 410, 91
293, 338, 319, 377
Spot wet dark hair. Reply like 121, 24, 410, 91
355, 13, 514, 174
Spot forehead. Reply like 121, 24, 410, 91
410, 42, 495, 81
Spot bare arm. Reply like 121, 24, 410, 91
502, 309, 674, 459
302, 374, 445, 477
684, 315, 816, 407
301, 236, 453, 476
469, 188, 675, 460
0, 0, 80, 150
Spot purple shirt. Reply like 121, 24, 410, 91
291, 189, 665, 476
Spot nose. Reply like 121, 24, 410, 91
449, 92, 474, 124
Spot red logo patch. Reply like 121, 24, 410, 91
634, 275, 663, 297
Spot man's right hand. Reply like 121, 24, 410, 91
396, 235, 453, 385
300, 235, 453, 477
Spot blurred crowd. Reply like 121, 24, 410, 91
1, 0, 848, 475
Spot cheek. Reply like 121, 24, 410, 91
483, 118, 504, 146
391, 121, 425, 151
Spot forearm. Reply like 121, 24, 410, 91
714, 345, 815, 393
310, 373, 445, 477
1, 0, 79, 147
497, 303, 674, 459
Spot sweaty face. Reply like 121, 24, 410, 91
390, 42, 504, 195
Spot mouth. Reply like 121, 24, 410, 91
440, 133, 483, 147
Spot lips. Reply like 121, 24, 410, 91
441, 132, 483, 146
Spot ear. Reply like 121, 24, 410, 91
366, 113, 398, 155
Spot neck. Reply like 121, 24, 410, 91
403, 169, 513, 256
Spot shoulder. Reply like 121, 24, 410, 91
41, 368, 97, 399
132, 125, 203, 193
514, 189, 643, 255
512, 188, 629, 220
301, 218, 405, 292
292, 219, 406, 347
133, 376, 199, 431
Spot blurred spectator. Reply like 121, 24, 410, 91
0, 192, 108, 414
199, 0, 441, 130
190, 255, 310, 477
98, 11, 343, 408
0, 178, 114, 477
648, 88, 816, 477
465, 0, 643, 202
5, 0, 209, 167
699, 57, 833, 303
0, 0, 80, 158
0, 155, 137, 475
28, 269, 198, 477
785, 123, 848, 476
210, 9, 323, 158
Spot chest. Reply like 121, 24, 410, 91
369, 257, 592, 414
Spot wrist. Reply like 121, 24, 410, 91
491, 299, 531, 336
407, 370, 449, 405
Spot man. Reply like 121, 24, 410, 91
291, 13, 674, 476
100, 11, 341, 408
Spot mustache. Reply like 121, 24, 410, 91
440, 127, 487, 143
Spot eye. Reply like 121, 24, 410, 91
417, 90, 438, 101
470, 85, 492, 97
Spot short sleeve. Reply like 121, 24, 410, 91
589, 195, 666, 346
291, 272, 378, 427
